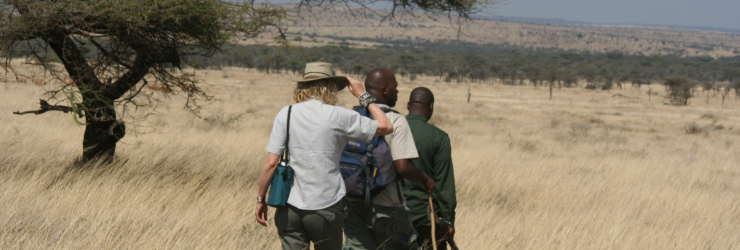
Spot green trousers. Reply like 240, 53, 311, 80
342, 200, 419, 250
275, 200, 346, 250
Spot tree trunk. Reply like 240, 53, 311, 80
81, 99, 125, 162
45, 33, 147, 162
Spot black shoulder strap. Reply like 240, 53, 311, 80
353, 105, 399, 114
379, 106, 400, 114
364, 141, 374, 207
282, 106, 292, 163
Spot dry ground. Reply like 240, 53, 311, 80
1, 67, 740, 249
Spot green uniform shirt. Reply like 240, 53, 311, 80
402, 114, 457, 227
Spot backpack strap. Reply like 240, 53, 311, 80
359, 106, 378, 208
364, 142, 374, 208
352, 105, 399, 114
395, 179, 407, 206
283, 106, 292, 161
380, 106, 400, 114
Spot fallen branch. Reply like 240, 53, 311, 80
13, 99, 81, 117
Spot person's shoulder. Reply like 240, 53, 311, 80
385, 108, 403, 117
331, 105, 366, 123
422, 120, 449, 137
334, 105, 360, 115
275, 105, 291, 116
385, 109, 406, 126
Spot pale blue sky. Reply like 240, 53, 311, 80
490, 0, 740, 31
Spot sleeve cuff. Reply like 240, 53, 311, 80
266, 147, 283, 156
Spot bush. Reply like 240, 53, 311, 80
684, 122, 707, 135
664, 77, 695, 105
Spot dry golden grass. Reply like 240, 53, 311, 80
2, 66, 740, 249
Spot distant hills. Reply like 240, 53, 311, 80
478, 15, 740, 34
475, 15, 590, 26
272, 7, 740, 58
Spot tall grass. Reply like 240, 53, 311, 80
2, 67, 740, 249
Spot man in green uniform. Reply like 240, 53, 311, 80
403, 87, 457, 250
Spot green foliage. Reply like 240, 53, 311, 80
183, 36, 740, 92
605, 51, 624, 60
664, 77, 695, 105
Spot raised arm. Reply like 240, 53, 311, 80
345, 77, 393, 136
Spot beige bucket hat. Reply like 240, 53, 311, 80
291, 62, 348, 91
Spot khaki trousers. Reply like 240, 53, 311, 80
275, 200, 346, 250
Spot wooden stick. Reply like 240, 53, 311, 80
429, 194, 437, 250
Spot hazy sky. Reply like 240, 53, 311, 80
490, 0, 740, 31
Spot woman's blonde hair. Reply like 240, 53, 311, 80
293, 78, 338, 105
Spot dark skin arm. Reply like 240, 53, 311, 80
394, 159, 435, 194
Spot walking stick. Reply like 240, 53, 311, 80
429, 194, 437, 250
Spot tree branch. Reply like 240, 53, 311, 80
46, 33, 103, 91
83, 34, 134, 70
13, 99, 81, 117
104, 46, 155, 101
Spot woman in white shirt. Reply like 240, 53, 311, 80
255, 62, 393, 250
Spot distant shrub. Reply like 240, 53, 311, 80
606, 51, 624, 60
731, 81, 740, 98
664, 77, 695, 105
588, 117, 603, 124
601, 81, 613, 90
700, 113, 716, 120
202, 111, 248, 130
684, 122, 706, 135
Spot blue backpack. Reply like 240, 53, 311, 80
340, 107, 396, 205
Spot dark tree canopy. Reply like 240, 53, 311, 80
1, 0, 274, 110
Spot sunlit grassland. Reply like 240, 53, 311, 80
1, 66, 739, 249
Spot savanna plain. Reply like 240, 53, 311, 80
2, 66, 740, 249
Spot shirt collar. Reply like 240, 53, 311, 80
307, 97, 323, 103
406, 114, 428, 123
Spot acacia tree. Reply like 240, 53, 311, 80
1, 0, 488, 162
1, 0, 288, 161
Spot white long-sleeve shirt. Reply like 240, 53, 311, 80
266, 99, 378, 210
